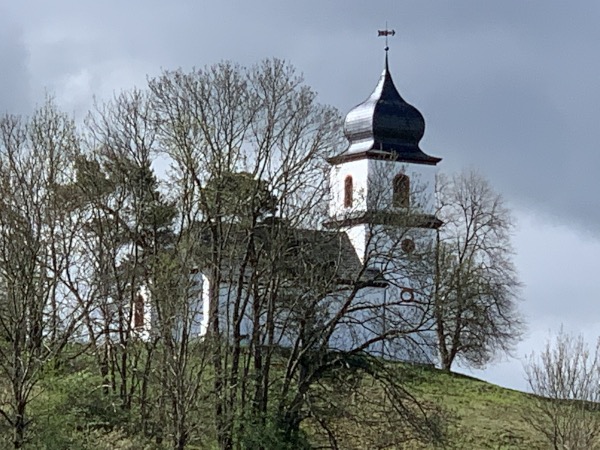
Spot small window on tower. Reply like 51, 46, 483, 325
393, 174, 410, 208
134, 294, 144, 329
344, 176, 353, 208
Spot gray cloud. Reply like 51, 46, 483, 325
0, 9, 30, 115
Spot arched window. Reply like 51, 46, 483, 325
134, 294, 144, 329
393, 174, 410, 208
344, 175, 353, 208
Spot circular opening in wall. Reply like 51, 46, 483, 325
401, 238, 415, 253
400, 288, 415, 302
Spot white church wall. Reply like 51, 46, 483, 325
329, 157, 438, 227
135, 252, 435, 364
199, 279, 388, 355
366, 224, 436, 268
329, 159, 370, 218
359, 223, 438, 362
327, 286, 385, 352
187, 272, 207, 337
327, 285, 435, 363
367, 159, 437, 213
344, 224, 368, 263
197, 279, 267, 343
131, 273, 206, 342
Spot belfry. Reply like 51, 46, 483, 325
326, 39, 442, 263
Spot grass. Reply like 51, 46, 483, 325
17, 349, 591, 449
306, 363, 551, 449
400, 364, 546, 449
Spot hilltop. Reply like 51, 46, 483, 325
306, 363, 549, 449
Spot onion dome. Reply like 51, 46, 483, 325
329, 54, 441, 165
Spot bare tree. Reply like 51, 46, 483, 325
523, 328, 600, 450
433, 169, 523, 371
77, 89, 184, 443
146, 237, 213, 450
148, 58, 343, 449
149, 58, 445, 449
0, 101, 85, 448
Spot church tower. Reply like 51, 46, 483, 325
326, 49, 441, 265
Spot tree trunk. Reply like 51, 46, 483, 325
13, 403, 26, 449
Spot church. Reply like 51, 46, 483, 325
133, 47, 442, 362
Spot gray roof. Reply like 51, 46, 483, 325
265, 226, 383, 286
192, 220, 384, 287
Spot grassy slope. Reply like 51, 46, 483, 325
28, 356, 552, 449
306, 363, 549, 450
398, 364, 546, 449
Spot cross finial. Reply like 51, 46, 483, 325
377, 22, 396, 52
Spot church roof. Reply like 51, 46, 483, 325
192, 220, 384, 288
328, 53, 441, 166
267, 227, 383, 286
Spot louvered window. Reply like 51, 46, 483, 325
344, 176, 353, 208
393, 174, 410, 207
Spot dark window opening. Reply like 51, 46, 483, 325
344, 176, 353, 208
393, 174, 410, 208
134, 294, 144, 329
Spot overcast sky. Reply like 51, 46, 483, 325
1, 1, 599, 391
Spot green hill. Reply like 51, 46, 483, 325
23, 359, 589, 449
306, 363, 550, 449
402, 365, 546, 449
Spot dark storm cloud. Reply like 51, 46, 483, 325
4, 0, 600, 230
0, 9, 30, 115
401, 2, 600, 233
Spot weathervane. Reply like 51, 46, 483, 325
377, 23, 396, 52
